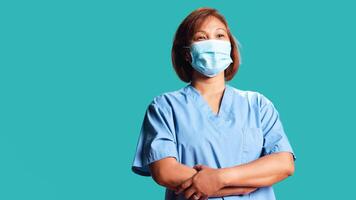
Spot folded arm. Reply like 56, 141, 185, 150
149, 157, 257, 196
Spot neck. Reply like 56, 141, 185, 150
191, 71, 226, 96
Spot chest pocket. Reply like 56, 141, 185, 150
241, 127, 264, 163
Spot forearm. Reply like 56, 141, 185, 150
150, 159, 197, 190
212, 186, 258, 197
219, 152, 295, 188
166, 163, 197, 190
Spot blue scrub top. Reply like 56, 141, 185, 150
132, 83, 296, 200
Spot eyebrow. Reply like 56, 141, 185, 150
216, 28, 227, 32
195, 28, 227, 34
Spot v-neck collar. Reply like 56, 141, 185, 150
185, 83, 233, 121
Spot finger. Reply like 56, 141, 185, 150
189, 193, 201, 200
193, 165, 201, 171
193, 165, 202, 171
184, 186, 197, 200
194, 164, 202, 168
199, 195, 208, 200
195, 164, 208, 170
175, 179, 192, 194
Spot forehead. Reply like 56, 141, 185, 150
194, 16, 227, 32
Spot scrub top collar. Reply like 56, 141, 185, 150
185, 83, 234, 121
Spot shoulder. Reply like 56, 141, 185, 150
148, 86, 187, 112
228, 85, 274, 108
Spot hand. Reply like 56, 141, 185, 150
175, 165, 224, 200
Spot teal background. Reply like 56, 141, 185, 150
1, 0, 355, 199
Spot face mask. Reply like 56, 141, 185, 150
188, 39, 233, 77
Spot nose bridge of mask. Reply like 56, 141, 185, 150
190, 39, 231, 54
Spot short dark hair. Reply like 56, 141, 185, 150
171, 7, 240, 82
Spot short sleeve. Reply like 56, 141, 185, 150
131, 99, 179, 176
259, 94, 296, 161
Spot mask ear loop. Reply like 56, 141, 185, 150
182, 45, 192, 63
232, 35, 243, 65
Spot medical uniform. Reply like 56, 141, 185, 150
131, 83, 296, 200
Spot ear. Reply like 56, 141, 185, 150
184, 50, 192, 63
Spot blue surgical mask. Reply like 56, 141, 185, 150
188, 39, 233, 77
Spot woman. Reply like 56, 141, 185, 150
131, 7, 296, 200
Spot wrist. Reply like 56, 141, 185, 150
217, 167, 231, 187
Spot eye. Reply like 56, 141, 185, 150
194, 34, 207, 41
197, 36, 206, 40
217, 34, 226, 38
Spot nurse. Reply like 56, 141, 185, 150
132, 7, 296, 200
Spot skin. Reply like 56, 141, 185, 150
149, 16, 295, 200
